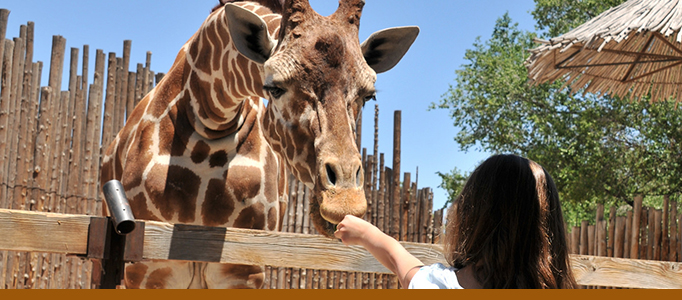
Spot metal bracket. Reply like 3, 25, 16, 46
85, 180, 144, 289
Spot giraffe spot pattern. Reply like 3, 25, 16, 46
129, 192, 161, 222
267, 206, 277, 231
124, 263, 149, 289
145, 267, 174, 289
191, 140, 211, 163
122, 121, 156, 190
220, 264, 264, 286
201, 178, 236, 226
209, 150, 228, 168
233, 202, 265, 229
225, 165, 261, 205
146, 164, 200, 223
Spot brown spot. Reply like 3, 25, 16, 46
232, 57, 250, 98
145, 164, 200, 223
216, 16, 231, 48
190, 73, 222, 122
209, 151, 228, 168
250, 62, 264, 97
233, 202, 265, 229
191, 140, 210, 163
225, 165, 261, 202
213, 77, 231, 108
124, 262, 149, 289
121, 123, 156, 190
128, 192, 161, 222
285, 133, 296, 161
202, 178, 236, 226
145, 267, 174, 289
194, 29, 213, 74
169, 94, 194, 156
267, 206, 277, 230
207, 20, 223, 72
219, 264, 264, 288
262, 150, 279, 203
237, 125, 261, 162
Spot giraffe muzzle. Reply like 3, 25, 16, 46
316, 158, 367, 227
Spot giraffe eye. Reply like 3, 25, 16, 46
264, 85, 286, 99
363, 93, 376, 103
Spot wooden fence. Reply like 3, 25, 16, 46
0, 8, 157, 289
0, 9, 443, 289
566, 197, 681, 288
1, 209, 681, 289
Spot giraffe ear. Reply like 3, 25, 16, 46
225, 3, 277, 64
361, 26, 420, 74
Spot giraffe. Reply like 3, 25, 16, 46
100, 0, 418, 289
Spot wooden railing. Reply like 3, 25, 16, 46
1, 208, 680, 289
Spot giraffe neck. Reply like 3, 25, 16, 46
171, 3, 281, 140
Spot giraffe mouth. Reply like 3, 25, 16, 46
310, 187, 367, 238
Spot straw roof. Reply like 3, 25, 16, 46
526, 0, 682, 103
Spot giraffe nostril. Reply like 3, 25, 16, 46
326, 164, 337, 187
356, 166, 362, 188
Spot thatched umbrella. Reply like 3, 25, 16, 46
526, 0, 682, 103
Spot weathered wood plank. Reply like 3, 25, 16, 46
141, 221, 445, 274
0, 209, 90, 254
571, 255, 682, 289
2, 209, 682, 289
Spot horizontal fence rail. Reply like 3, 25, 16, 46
1, 209, 681, 289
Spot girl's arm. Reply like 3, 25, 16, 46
334, 215, 424, 288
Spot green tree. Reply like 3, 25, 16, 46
436, 167, 469, 209
432, 3, 682, 223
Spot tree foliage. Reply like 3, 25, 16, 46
433, 1, 682, 217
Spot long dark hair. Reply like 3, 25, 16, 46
443, 154, 577, 288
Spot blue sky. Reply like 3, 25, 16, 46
3, 0, 538, 210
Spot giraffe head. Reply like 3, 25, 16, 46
225, 0, 418, 236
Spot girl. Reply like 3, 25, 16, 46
334, 154, 577, 289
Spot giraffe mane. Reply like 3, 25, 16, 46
212, 0, 286, 14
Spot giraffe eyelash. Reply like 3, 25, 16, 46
264, 85, 286, 99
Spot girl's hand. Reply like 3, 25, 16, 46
333, 215, 376, 246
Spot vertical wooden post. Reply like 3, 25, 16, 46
0, 9, 10, 75
580, 220, 588, 255
113, 57, 124, 133
401, 172, 411, 241
630, 195, 642, 259
0, 40, 14, 209
587, 225, 595, 256
662, 195, 670, 261
608, 206, 616, 257
595, 204, 604, 255
120, 40, 131, 121
101, 53, 117, 150
6, 37, 25, 210
597, 221, 607, 257
653, 209, 662, 261
670, 200, 678, 262
377, 155, 385, 232
571, 227, 580, 254
391, 111, 401, 240
614, 216, 625, 258
647, 208, 655, 260
47, 36, 66, 93
624, 210, 632, 258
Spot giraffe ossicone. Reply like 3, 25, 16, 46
101, 0, 418, 288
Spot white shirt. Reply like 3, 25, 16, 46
408, 263, 464, 289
